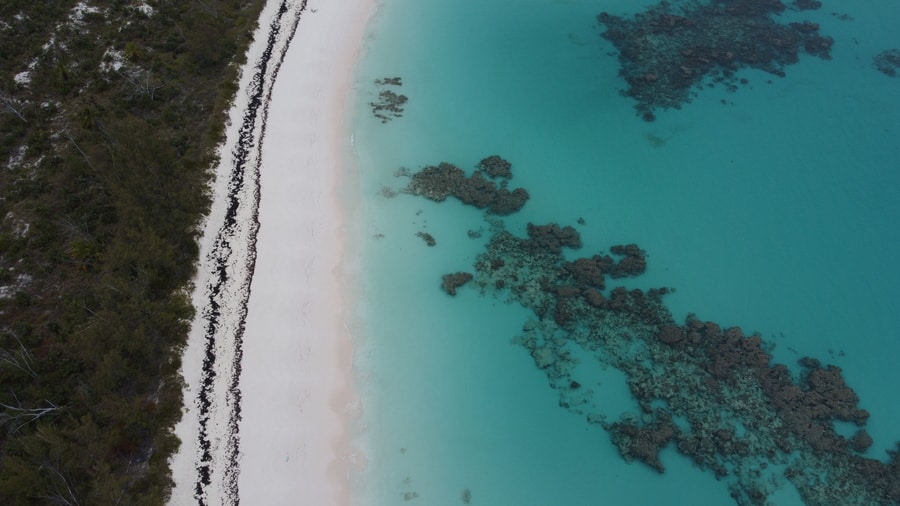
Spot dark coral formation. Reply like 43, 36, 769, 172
477, 155, 513, 179
791, 0, 822, 10
598, 0, 835, 120
441, 272, 473, 296
404, 160, 529, 215
416, 231, 436, 246
396, 146, 900, 503
463, 217, 900, 504
610, 243, 647, 278
371, 77, 407, 122
605, 412, 679, 473
524, 223, 582, 254
563, 255, 613, 290
375, 76, 403, 86
365, 195, 896, 505
873, 49, 900, 77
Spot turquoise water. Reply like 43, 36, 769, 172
347, 1, 900, 504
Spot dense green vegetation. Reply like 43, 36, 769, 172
0, 0, 265, 502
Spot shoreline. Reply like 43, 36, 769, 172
168, 0, 377, 503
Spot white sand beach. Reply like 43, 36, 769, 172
169, 0, 375, 504
236, 0, 374, 503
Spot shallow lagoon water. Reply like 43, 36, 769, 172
347, 1, 900, 504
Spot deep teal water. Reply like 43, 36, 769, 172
348, 1, 900, 504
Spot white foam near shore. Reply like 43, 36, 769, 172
168, 0, 375, 504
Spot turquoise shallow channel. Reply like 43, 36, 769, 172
347, 0, 900, 504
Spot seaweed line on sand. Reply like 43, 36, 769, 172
192, 1, 308, 504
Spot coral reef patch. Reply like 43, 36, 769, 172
873, 49, 900, 77
371, 77, 407, 122
397, 170, 900, 505
441, 272, 473, 296
477, 155, 513, 179
791, 0, 822, 10
598, 0, 834, 120
416, 231, 436, 246
402, 157, 529, 215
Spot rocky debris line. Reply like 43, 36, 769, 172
598, 0, 834, 120
463, 216, 900, 505
403, 157, 529, 215
441, 272, 473, 296
371, 77, 407, 122
416, 231, 436, 246
873, 49, 900, 77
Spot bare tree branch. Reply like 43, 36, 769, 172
194, 0, 219, 18
38, 460, 81, 506
63, 129, 98, 173
116, 70, 166, 101
0, 399, 59, 432
0, 330, 38, 378
0, 93, 28, 123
